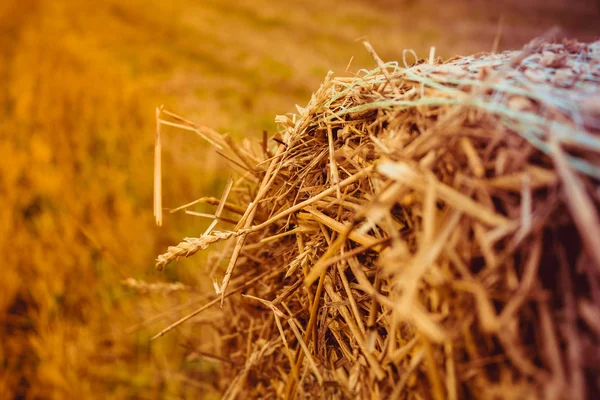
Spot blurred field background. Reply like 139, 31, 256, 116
0, 0, 598, 398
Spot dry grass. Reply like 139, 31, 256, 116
154, 37, 600, 398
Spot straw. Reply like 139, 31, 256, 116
153, 37, 600, 399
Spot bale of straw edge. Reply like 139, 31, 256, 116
154, 37, 600, 399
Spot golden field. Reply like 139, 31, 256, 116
0, 0, 598, 398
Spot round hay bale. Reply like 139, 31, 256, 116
155, 37, 600, 399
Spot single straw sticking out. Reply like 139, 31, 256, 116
428, 46, 436, 64
492, 15, 504, 54
203, 176, 234, 237
154, 106, 163, 226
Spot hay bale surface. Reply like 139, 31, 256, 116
155, 38, 600, 399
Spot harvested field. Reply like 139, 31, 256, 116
2, 0, 599, 398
